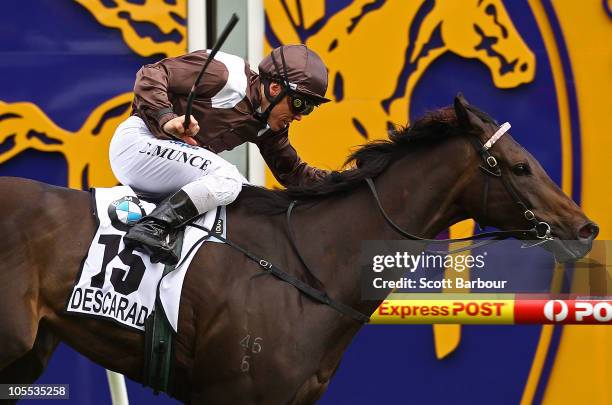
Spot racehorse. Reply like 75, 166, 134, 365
0, 95, 598, 404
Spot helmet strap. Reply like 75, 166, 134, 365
254, 78, 287, 124
254, 46, 291, 124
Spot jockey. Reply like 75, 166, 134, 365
109, 44, 331, 265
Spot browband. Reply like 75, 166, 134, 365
483, 122, 511, 150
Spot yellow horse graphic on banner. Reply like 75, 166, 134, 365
266, 0, 535, 171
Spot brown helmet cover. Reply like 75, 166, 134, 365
258, 44, 331, 104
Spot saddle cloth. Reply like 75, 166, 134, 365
65, 186, 226, 332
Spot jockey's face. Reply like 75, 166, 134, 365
264, 82, 303, 132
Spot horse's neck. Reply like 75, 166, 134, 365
292, 147, 470, 319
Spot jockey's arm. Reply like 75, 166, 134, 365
131, 51, 216, 140
255, 129, 329, 187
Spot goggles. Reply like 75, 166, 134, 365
267, 46, 320, 116
288, 93, 317, 115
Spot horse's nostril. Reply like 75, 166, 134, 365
578, 222, 599, 240
520, 62, 528, 72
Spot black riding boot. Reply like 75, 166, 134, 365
123, 190, 199, 265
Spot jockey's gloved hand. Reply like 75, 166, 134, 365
162, 115, 200, 146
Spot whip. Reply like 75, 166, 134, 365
183, 13, 240, 130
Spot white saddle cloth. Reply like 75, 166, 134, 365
66, 186, 226, 332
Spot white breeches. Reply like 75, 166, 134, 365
109, 116, 245, 213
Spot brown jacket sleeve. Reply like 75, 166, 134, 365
132, 62, 179, 138
132, 51, 226, 138
255, 129, 329, 187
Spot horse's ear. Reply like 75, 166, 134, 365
454, 93, 471, 128
454, 93, 482, 130
455, 92, 469, 105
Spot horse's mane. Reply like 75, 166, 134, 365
240, 104, 497, 215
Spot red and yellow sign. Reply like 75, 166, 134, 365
372, 299, 612, 325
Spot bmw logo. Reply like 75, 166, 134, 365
108, 196, 146, 231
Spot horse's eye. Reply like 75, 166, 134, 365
512, 163, 531, 176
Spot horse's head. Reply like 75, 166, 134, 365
454, 94, 598, 262
435, 0, 535, 88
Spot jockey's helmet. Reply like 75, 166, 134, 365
258, 44, 331, 105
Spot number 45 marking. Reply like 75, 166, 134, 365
90, 234, 146, 295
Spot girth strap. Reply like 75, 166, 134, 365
143, 232, 182, 396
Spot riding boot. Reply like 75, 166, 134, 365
123, 190, 199, 265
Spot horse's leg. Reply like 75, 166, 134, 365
289, 376, 330, 405
0, 180, 57, 370
0, 323, 59, 404
0, 262, 41, 369
0, 323, 59, 384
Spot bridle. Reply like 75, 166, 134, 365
362, 121, 555, 248
470, 122, 554, 246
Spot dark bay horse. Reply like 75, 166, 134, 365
0, 95, 598, 404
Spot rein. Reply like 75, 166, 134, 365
182, 122, 555, 324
